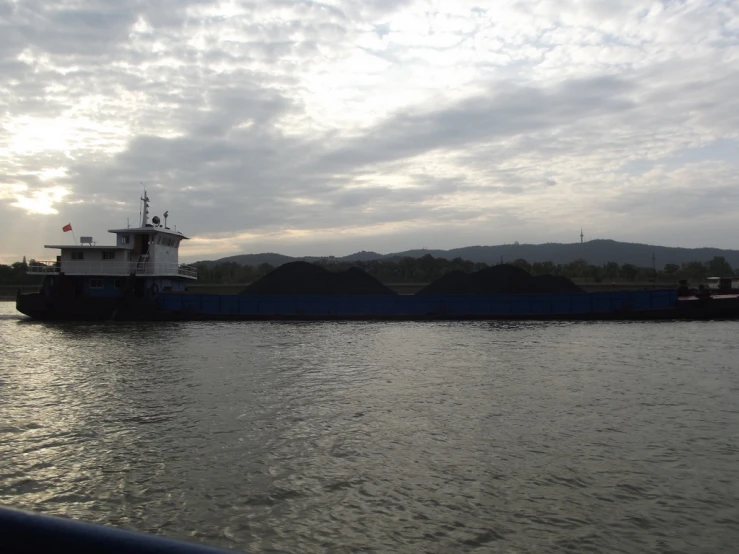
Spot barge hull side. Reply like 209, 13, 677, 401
18, 290, 739, 321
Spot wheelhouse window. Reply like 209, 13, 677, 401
161, 237, 179, 248
153, 235, 181, 248
102, 251, 116, 260
89, 279, 104, 289
71, 251, 84, 260
120, 235, 130, 245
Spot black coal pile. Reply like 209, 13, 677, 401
416, 264, 584, 295
531, 274, 585, 294
239, 261, 397, 295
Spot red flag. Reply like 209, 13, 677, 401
62, 223, 72, 232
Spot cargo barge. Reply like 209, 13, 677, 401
15, 193, 739, 321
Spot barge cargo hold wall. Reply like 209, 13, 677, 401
157, 290, 678, 318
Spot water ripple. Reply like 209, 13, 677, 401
1, 303, 739, 552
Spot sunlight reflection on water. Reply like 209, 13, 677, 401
2, 303, 738, 552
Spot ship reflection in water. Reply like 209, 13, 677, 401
1, 303, 738, 552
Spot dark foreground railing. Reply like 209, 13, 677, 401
0, 506, 244, 554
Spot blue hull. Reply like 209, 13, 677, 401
17, 289, 739, 321
158, 290, 677, 319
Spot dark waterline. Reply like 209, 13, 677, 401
1, 303, 738, 552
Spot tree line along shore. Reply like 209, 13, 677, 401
192, 254, 734, 286
1, 254, 733, 300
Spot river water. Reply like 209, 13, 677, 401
1, 302, 738, 553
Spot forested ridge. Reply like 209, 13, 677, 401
1, 254, 734, 286
205, 240, 739, 268
190, 254, 734, 285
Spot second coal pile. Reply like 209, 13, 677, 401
416, 264, 584, 295
239, 261, 397, 295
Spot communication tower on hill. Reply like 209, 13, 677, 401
580, 227, 584, 244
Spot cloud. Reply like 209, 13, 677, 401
1, 0, 739, 265
315, 75, 637, 173
11, 186, 70, 215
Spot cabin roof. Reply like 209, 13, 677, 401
44, 245, 126, 250
107, 227, 189, 239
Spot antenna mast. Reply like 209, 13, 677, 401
141, 190, 150, 227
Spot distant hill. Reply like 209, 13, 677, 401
339, 250, 385, 262
196, 252, 296, 269
197, 240, 739, 269
397, 240, 739, 267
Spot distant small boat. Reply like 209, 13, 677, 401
706, 276, 739, 292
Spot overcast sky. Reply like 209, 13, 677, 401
1, 0, 738, 264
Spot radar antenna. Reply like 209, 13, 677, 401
141, 190, 150, 227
